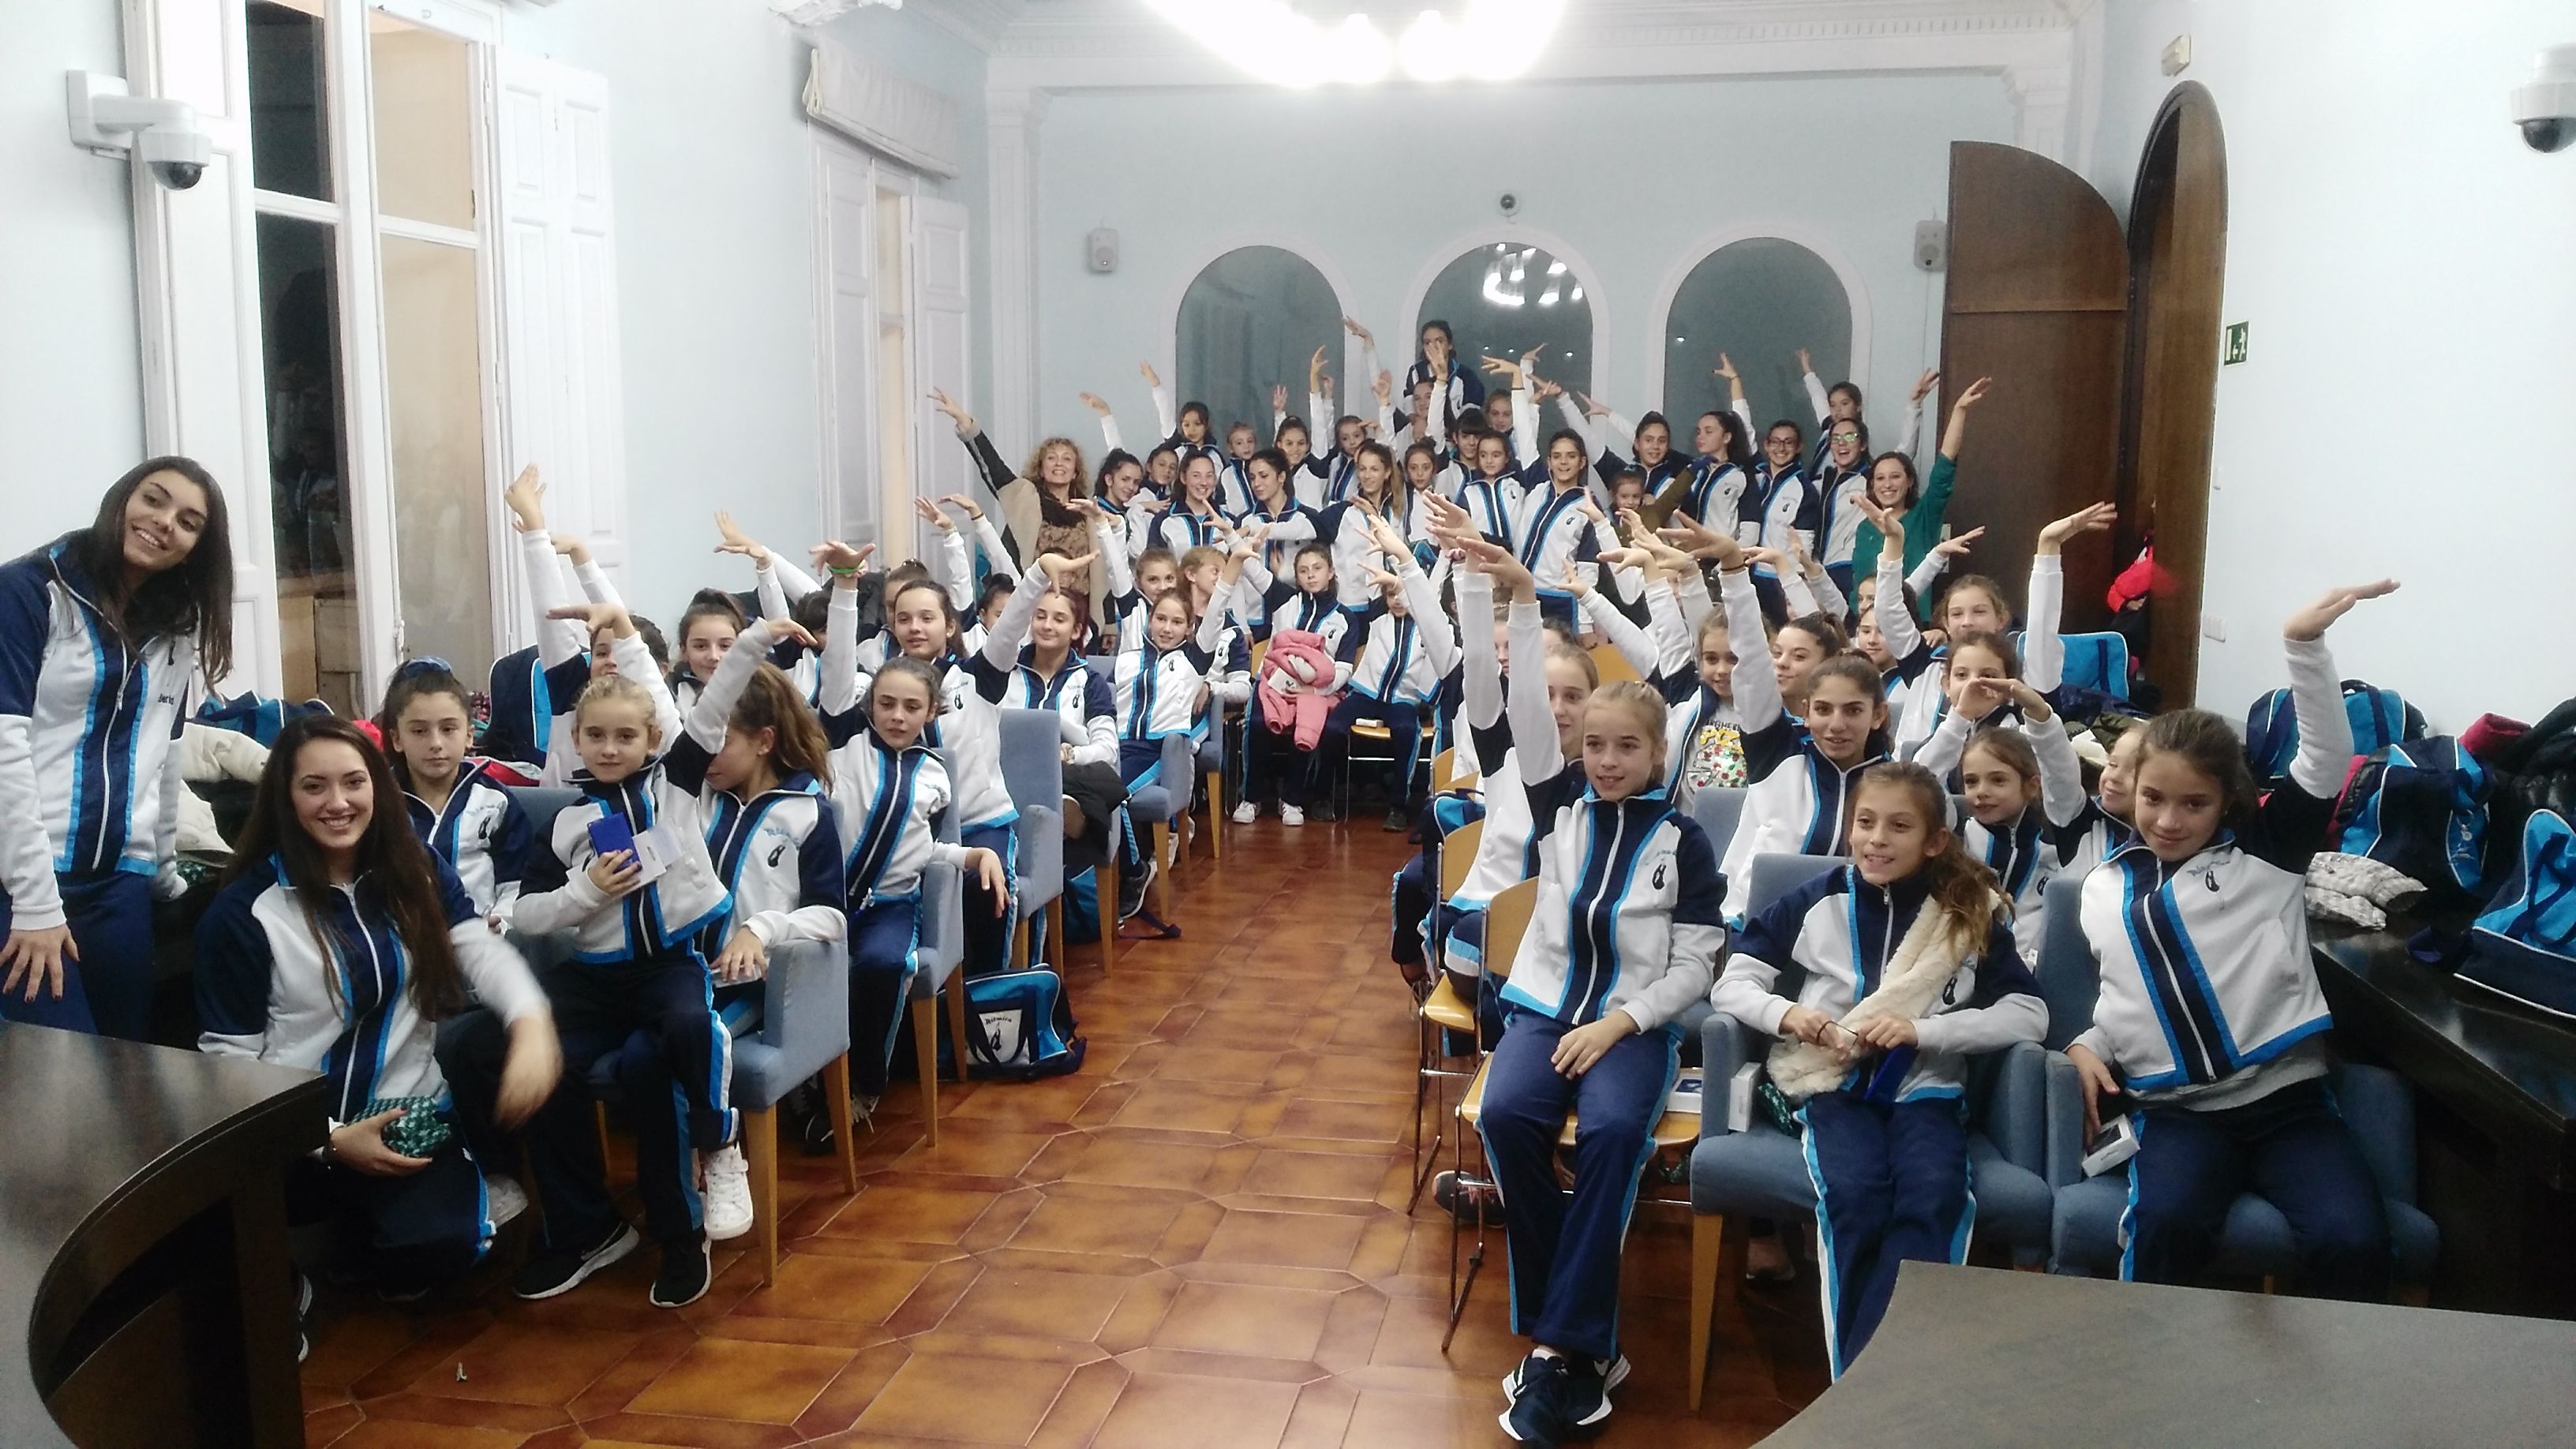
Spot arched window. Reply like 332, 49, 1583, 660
1177, 246, 1342, 446
1417, 242, 1593, 407
1664, 239, 1852, 443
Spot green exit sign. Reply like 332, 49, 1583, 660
2222, 322, 2249, 365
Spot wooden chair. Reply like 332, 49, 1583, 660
1429, 745, 1479, 794
1590, 642, 1642, 684
1443, 879, 1701, 1349
1410, 818, 1486, 1206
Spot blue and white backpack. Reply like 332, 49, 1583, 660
2331, 736, 2490, 904
958, 968, 1086, 1080
2246, 677, 2424, 790
2455, 809, 2576, 1018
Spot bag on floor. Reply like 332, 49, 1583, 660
1061, 867, 1100, 945
2245, 679, 2424, 789
960, 968, 1086, 1080
2331, 736, 2491, 905
2455, 809, 2576, 1018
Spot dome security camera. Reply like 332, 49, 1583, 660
2511, 43, 2576, 153
1497, 191, 1520, 218
66, 70, 212, 190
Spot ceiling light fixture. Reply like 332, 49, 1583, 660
1146, 0, 1566, 87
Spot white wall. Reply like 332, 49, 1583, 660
2090, 0, 2576, 726
1, 0, 145, 548
1028, 73, 2014, 455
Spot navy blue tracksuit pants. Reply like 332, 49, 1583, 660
2122, 1077, 2391, 1300
1476, 1009, 1681, 1361
1324, 692, 1426, 811
286, 1144, 494, 1295
1800, 1091, 1971, 1378
0, 870, 154, 1039
849, 896, 923, 1096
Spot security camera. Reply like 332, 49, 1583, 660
2510, 43, 2576, 153
66, 71, 212, 190
1497, 191, 1520, 218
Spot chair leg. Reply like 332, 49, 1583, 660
743, 1105, 780, 1286
1690, 1212, 1727, 1411
1149, 821, 1174, 922
911, 995, 940, 1148
1046, 897, 1065, 972
593, 1101, 612, 1178
820, 1054, 858, 1195
945, 978, 969, 1083
1204, 769, 1223, 863
1096, 861, 1117, 975
1009, 917, 1030, 973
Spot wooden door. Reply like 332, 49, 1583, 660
1938, 141, 2129, 637
2117, 85, 2227, 708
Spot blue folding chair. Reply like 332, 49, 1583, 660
996, 708, 1066, 972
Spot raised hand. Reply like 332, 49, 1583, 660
1271, 383, 1288, 412
1139, 361, 1161, 390
713, 510, 769, 566
2038, 501, 2117, 553
1658, 511, 1745, 570
1531, 377, 1565, 403
1309, 347, 1327, 391
1852, 495, 1906, 552
546, 600, 627, 635
503, 465, 546, 533
1714, 354, 1739, 383
914, 497, 956, 533
1034, 552, 1098, 589
766, 618, 822, 652
1342, 316, 1374, 346
1362, 511, 1408, 560
811, 540, 875, 575
1954, 675, 2016, 718
1932, 526, 1986, 560
2283, 580, 2399, 642
1743, 545, 1788, 575
1372, 369, 1393, 405
1079, 391, 1111, 416
939, 492, 985, 522
1574, 390, 1611, 421
1480, 354, 1524, 384
1795, 346, 1813, 374
1909, 368, 1940, 405
1953, 376, 1993, 411
928, 387, 973, 434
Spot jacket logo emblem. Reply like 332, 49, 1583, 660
1652, 863, 1668, 890
767, 841, 789, 869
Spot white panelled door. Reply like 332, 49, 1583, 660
125, 0, 280, 696
814, 133, 878, 547
493, 49, 625, 650
912, 196, 975, 516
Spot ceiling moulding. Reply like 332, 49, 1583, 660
771, 0, 903, 24
909, 0, 1024, 51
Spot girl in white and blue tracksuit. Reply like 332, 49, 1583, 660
1106, 574, 1234, 880
1507, 395, 1616, 627
1322, 551, 1457, 819
1477, 584, 1725, 1418
832, 567, 1042, 981
0, 522, 204, 1039
1000, 616, 1125, 876
1579, 567, 1746, 811
514, 623, 738, 1266
1716, 561, 1890, 922
196, 742, 554, 1295
1737, 434, 1820, 623
379, 662, 534, 925
664, 617, 849, 1031
1910, 680, 2092, 964
1713, 761, 2044, 1376
2068, 596, 2394, 1301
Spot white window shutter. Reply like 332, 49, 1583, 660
912, 196, 976, 515
126, 0, 281, 696
493, 49, 626, 647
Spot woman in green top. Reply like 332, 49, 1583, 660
1845, 376, 1990, 616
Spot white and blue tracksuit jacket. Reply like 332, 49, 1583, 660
828, 729, 969, 908
1911, 707, 2092, 963
1677, 456, 1749, 530
2069, 636, 2350, 1106
1715, 566, 1886, 919
1496, 598, 1726, 1031
1235, 556, 1350, 653
1453, 474, 1522, 547
1002, 650, 1118, 768
197, 852, 549, 1129
1344, 557, 1456, 706
0, 536, 196, 926
515, 754, 732, 966
1737, 462, 1822, 573
1110, 600, 1227, 742
1714, 867, 2046, 1103
402, 761, 534, 921
826, 565, 1044, 838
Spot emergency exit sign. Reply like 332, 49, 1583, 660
2222, 322, 2248, 365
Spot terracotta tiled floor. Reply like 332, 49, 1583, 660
301, 823, 1828, 1447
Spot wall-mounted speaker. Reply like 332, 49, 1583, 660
1087, 227, 1119, 274
1913, 219, 1948, 272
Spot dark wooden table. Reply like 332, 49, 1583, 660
2312, 924, 2576, 1315
0, 1023, 324, 1447
1763, 1262, 2576, 1447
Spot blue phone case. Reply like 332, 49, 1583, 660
588, 814, 637, 859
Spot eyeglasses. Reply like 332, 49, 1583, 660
1831, 431, 1861, 444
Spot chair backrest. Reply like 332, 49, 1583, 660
1084, 655, 1115, 683
1747, 852, 1844, 918
1482, 878, 1541, 982
996, 707, 1065, 814
2033, 872, 2100, 1050
1590, 643, 1641, 684
2014, 630, 2132, 703
1249, 637, 1268, 675
1439, 818, 1486, 899
1687, 787, 1746, 860
504, 786, 583, 844
1432, 746, 1480, 793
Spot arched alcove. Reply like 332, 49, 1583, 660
1663, 238, 1852, 436
1416, 241, 1597, 402
1176, 245, 1342, 437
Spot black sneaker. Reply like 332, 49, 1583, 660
1383, 803, 1410, 833
649, 1235, 712, 1309
1433, 1170, 1507, 1226
1310, 798, 1342, 822
1117, 856, 1156, 921
511, 1219, 640, 1300
1504, 1352, 1628, 1407
1557, 1354, 1617, 1431
1500, 1352, 1571, 1446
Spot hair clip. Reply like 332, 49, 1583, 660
394, 656, 453, 680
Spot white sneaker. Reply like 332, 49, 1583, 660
702, 1144, 754, 1241
485, 1174, 530, 1228
1230, 799, 1258, 824
1280, 804, 1305, 826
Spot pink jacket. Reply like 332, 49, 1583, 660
1259, 629, 1342, 751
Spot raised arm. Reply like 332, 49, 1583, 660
1897, 369, 1936, 462
1080, 390, 1124, 457
1938, 376, 1990, 462
682, 616, 792, 754
1457, 567, 1503, 732
1799, 354, 1832, 427
2030, 503, 2115, 696
814, 542, 874, 721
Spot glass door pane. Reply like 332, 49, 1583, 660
253, 212, 359, 713
247, 1, 332, 200
380, 236, 492, 682
368, 11, 474, 229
